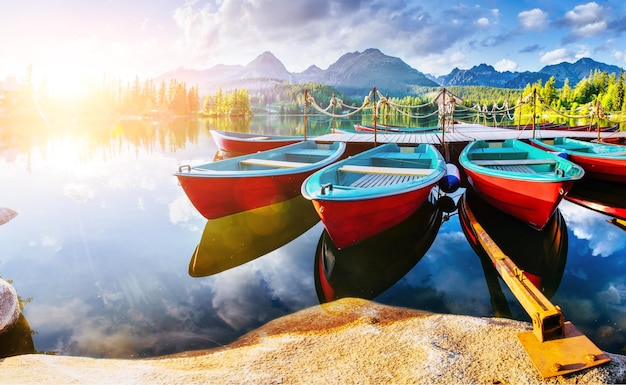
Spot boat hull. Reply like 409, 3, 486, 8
463, 168, 574, 230
177, 172, 310, 219
210, 130, 303, 154
311, 184, 435, 249
567, 154, 626, 182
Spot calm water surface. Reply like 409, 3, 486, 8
0, 115, 625, 358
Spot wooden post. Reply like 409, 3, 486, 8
303, 89, 308, 140
441, 88, 446, 148
372, 87, 378, 145
532, 88, 537, 138
331, 94, 336, 133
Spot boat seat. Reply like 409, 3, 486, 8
557, 145, 590, 152
285, 149, 335, 157
472, 158, 557, 166
471, 148, 528, 160
239, 158, 311, 168
371, 153, 426, 160
285, 149, 335, 163
350, 174, 420, 188
339, 164, 434, 176
490, 165, 536, 173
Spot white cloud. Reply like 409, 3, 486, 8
414, 52, 469, 76
540, 48, 573, 64
518, 8, 548, 30
494, 58, 519, 72
559, 2, 608, 42
477, 17, 489, 26
559, 200, 626, 257
168, 194, 202, 225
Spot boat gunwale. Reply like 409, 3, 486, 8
459, 140, 585, 182
301, 143, 446, 201
175, 141, 346, 178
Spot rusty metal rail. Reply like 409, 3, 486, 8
463, 199, 611, 378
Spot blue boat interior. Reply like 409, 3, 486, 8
331, 145, 440, 188
464, 141, 582, 177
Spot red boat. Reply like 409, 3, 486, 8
459, 139, 585, 230
175, 141, 346, 219
529, 137, 626, 182
210, 129, 307, 154
301, 143, 446, 248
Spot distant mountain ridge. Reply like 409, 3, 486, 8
436, 57, 622, 88
156, 49, 624, 97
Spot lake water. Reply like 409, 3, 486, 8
0, 115, 625, 359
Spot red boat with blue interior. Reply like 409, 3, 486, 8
459, 139, 585, 230
301, 142, 445, 249
529, 137, 626, 183
176, 140, 346, 219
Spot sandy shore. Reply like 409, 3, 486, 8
1, 298, 625, 384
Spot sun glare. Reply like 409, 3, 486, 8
40, 63, 93, 99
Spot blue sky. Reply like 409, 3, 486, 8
2, 1, 626, 93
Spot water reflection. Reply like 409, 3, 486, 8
189, 196, 320, 277
314, 193, 443, 303
566, 179, 626, 221
459, 189, 567, 304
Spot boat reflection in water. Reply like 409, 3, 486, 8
189, 195, 320, 277
459, 189, 568, 317
314, 193, 443, 303
565, 178, 626, 221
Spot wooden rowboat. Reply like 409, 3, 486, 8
301, 142, 446, 249
529, 137, 626, 183
210, 129, 308, 154
459, 139, 584, 230
175, 140, 346, 219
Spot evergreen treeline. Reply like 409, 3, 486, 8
37, 76, 200, 117
245, 82, 357, 114
199, 88, 252, 117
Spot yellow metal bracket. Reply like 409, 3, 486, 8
465, 202, 611, 378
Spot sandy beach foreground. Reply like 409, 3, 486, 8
1, 298, 625, 385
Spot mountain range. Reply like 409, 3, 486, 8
156, 48, 624, 97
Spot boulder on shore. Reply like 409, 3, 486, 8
0, 298, 625, 384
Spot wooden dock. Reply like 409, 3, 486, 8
313, 123, 626, 146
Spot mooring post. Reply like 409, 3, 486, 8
303, 89, 308, 140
